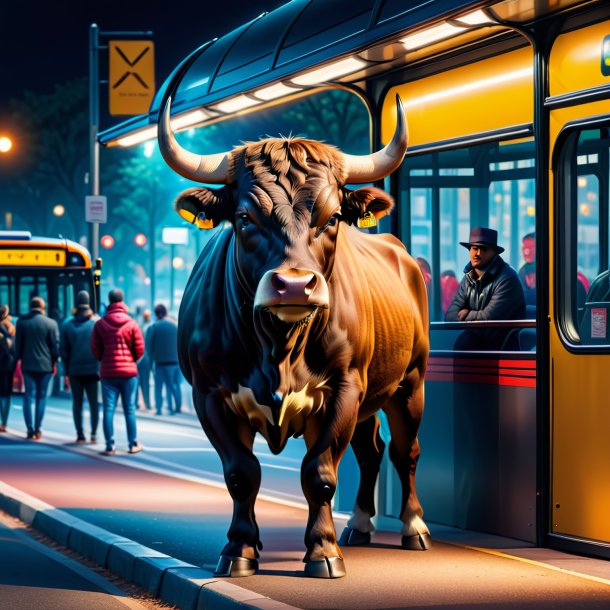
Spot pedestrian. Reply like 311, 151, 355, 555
15, 296, 60, 440
147, 303, 182, 415
91, 289, 144, 455
445, 227, 525, 350
137, 309, 153, 410
60, 291, 100, 444
0, 304, 16, 432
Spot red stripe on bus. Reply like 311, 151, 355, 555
429, 357, 536, 369
425, 372, 536, 388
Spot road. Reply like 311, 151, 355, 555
0, 510, 164, 610
8, 393, 310, 508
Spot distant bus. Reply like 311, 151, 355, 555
0, 231, 99, 322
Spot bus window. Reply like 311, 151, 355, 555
0, 276, 11, 308
17, 276, 49, 314
558, 127, 610, 347
399, 138, 535, 322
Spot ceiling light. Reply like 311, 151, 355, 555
291, 57, 367, 86
400, 23, 462, 50
171, 109, 212, 129
455, 9, 496, 26
254, 82, 301, 101
211, 95, 261, 113
116, 126, 157, 147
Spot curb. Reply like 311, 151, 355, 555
0, 481, 301, 610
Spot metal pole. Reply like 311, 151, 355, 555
89, 24, 100, 261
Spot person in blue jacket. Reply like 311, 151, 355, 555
15, 296, 59, 440
60, 291, 100, 444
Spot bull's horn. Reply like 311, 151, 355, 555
158, 97, 231, 184
343, 94, 408, 183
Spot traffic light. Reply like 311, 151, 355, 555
100, 235, 115, 249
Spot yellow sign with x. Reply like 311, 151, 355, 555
109, 41, 155, 116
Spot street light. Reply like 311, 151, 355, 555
134, 233, 147, 247
0, 136, 12, 153
53, 204, 65, 217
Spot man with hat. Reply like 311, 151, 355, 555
60, 290, 100, 444
445, 227, 525, 350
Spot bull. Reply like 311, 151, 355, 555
158, 93, 430, 579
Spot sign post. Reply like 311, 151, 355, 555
89, 24, 153, 262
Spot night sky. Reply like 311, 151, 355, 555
0, 0, 283, 119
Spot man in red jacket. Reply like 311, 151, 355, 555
91, 289, 144, 455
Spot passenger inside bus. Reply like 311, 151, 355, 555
440, 270, 459, 316
445, 227, 525, 350
518, 232, 536, 308
415, 257, 432, 294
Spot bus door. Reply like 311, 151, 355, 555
549, 20, 610, 555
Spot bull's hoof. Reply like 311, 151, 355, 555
304, 556, 346, 578
401, 533, 432, 550
214, 555, 258, 577
338, 527, 371, 546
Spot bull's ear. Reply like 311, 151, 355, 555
341, 186, 395, 227
174, 186, 233, 229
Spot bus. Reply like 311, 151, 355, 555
0, 231, 99, 321
99, 0, 610, 561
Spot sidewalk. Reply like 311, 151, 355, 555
2, 402, 610, 609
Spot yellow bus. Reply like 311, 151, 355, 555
0, 231, 99, 321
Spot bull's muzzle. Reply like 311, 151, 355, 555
254, 268, 329, 323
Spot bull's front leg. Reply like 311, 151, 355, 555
193, 388, 262, 577
301, 374, 360, 578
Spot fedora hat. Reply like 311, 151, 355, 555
459, 227, 504, 254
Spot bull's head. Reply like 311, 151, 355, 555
158, 96, 407, 328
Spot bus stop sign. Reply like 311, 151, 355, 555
85, 196, 107, 223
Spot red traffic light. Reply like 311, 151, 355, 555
134, 233, 147, 247
100, 235, 115, 249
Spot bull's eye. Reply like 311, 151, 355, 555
315, 214, 340, 238
239, 213, 251, 227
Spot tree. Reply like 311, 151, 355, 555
102, 143, 187, 305
5, 79, 90, 236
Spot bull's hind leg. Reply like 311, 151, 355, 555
339, 415, 386, 546
194, 388, 262, 576
384, 377, 432, 551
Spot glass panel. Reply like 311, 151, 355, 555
411, 187, 433, 298
398, 138, 536, 332
17, 277, 49, 316
567, 127, 610, 347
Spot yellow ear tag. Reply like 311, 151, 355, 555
179, 209, 214, 229
194, 216, 214, 229
357, 211, 377, 229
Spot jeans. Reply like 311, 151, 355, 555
0, 370, 13, 426
101, 376, 139, 451
23, 372, 53, 436
137, 355, 152, 410
154, 363, 182, 414
70, 375, 100, 440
